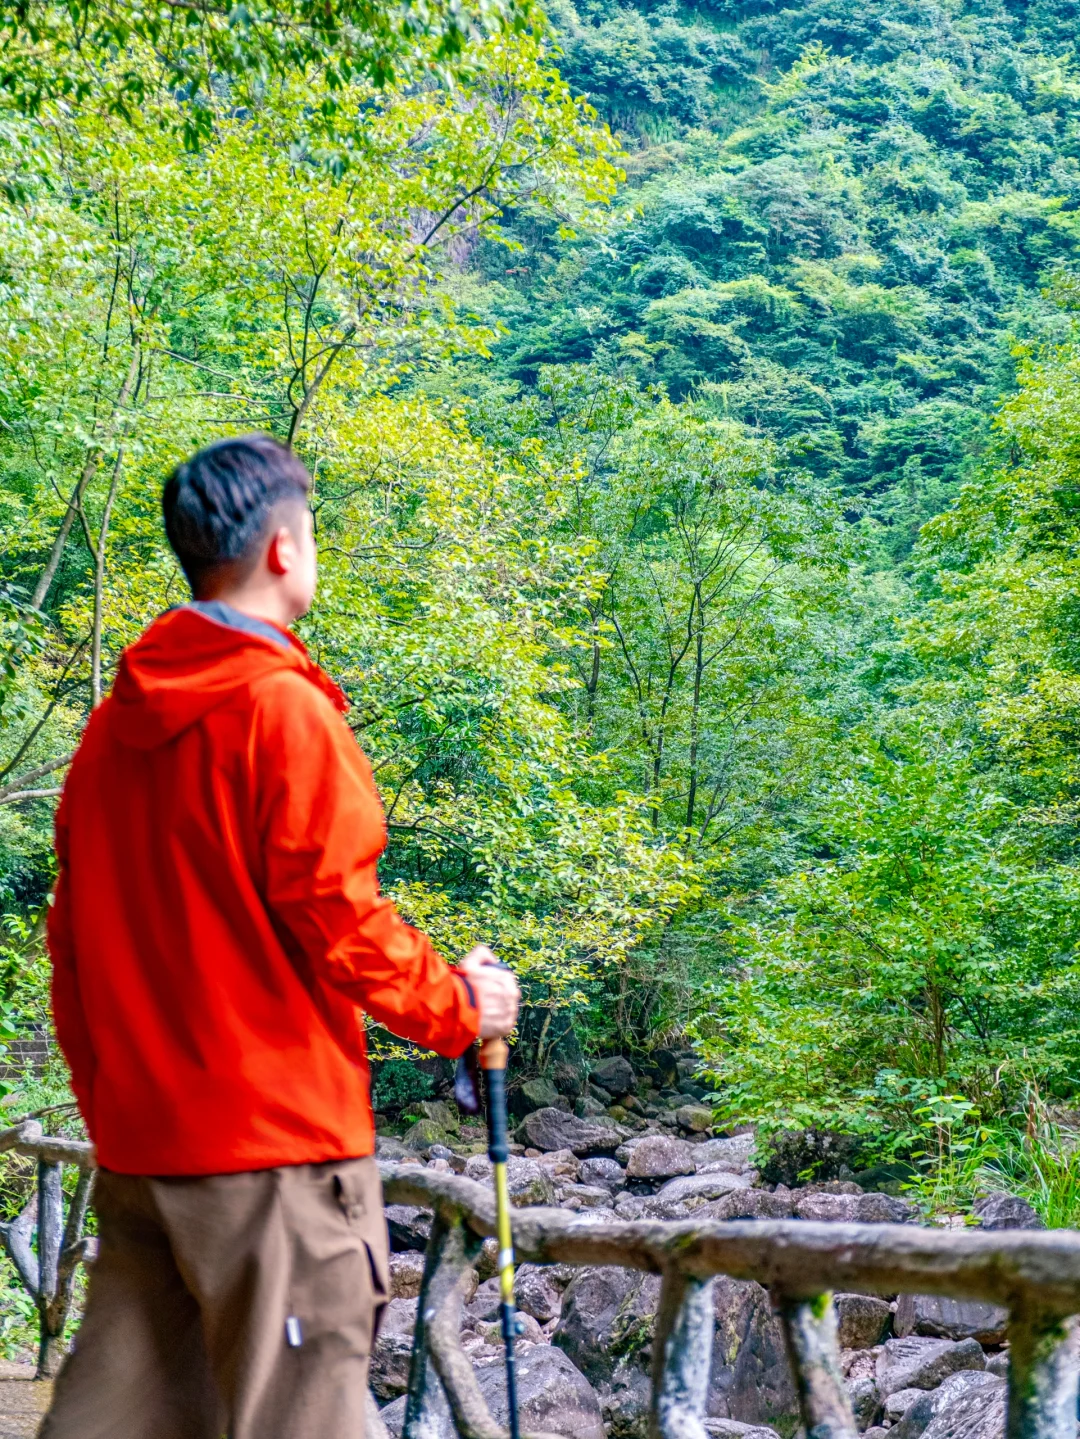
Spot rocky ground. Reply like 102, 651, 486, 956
0, 1363, 50, 1439
372, 1053, 1050, 1439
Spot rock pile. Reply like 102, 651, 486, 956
372, 1053, 1043, 1439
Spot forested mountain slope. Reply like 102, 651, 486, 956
464, 0, 1080, 547
0, 0, 1078, 1250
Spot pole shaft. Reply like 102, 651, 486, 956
480, 1038, 520, 1439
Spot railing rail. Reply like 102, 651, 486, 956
381, 1162, 1080, 1439
0, 1131, 1076, 1439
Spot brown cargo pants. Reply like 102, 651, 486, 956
39, 1156, 389, 1439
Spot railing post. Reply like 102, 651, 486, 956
405, 1208, 504, 1439
648, 1267, 715, 1439
1006, 1304, 1080, 1439
775, 1291, 857, 1439
35, 1160, 64, 1378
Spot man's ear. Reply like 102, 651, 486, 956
266, 526, 295, 577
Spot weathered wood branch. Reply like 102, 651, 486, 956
0, 1132, 96, 1378
37, 1163, 62, 1304
775, 1292, 857, 1439
57, 1234, 97, 1281
649, 1268, 714, 1439
60, 1167, 94, 1261
18, 1136, 94, 1167
407, 1211, 505, 1439
0, 1119, 43, 1150
0, 1192, 39, 1298
380, 1164, 1080, 1316
35, 1161, 65, 1378
51, 1168, 98, 1331
1006, 1303, 1080, 1439
0, 1121, 94, 1169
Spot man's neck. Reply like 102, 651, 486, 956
194, 588, 295, 631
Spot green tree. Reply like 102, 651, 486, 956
702, 726, 1080, 1145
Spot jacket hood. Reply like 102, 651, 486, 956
111, 604, 347, 749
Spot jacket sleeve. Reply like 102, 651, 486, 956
253, 672, 480, 1058
47, 792, 98, 1134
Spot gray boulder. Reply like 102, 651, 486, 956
891, 1372, 1004, 1439
427, 1144, 463, 1171
401, 1118, 452, 1151
475, 1312, 545, 1346
894, 1294, 1008, 1346
517, 1076, 562, 1113
464, 1154, 555, 1207
625, 1135, 697, 1179
465, 1276, 505, 1324
615, 1135, 649, 1165
369, 1334, 413, 1402
641, 1195, 702, 1221
876, 1337, 985, 1398
576, 1096, 608, 1118
380, 1296, 417, 1333
518, 1107, 628, 1156
375, 1136, 413, 1160
613, 1192, 648, 1220
846, 1375, 880, 1429
560, 1183, 615, 1209
580, 1157, 627, 1193
654, 1171, 753, 1204
794, 1190, 916, 1224
370, 1299, 417, 1401
884, 1388, 928, 1423
705, 1189, 794, 1222
536, 1148, 581, 1182
709, 1277, 798, 1431
591, 1056, 636, 1097
695, 1135, 757, 1172
703, 1423, 781, 1438
598, 1362, 653, 1438
920, 1384, 1006, 1439
380, 1343, 606, 1439
385, 1204, 432, 1251
835, 1293, 892, 1349
556, 1265, 797, 1437
677, 1104, 714, 1132
554, 1267, 660, 1385
417, 1100, 459, 1132
475, 1238, 499, 1281
515, 1265, 564, 1325
971, 1192, 1043, 1231
388, 1251, 426, 1299
553, 1058, 586, 1099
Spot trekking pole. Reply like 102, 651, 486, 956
479, 1035, 521, 1439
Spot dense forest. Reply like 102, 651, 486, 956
0, 0, 1080, 1306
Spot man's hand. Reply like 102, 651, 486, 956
460, 945, 520, 1039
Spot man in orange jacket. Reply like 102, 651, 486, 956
43, 433, 520, 1438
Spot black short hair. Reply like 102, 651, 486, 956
163, 434, 310, 592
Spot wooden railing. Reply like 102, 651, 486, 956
2, 1130, 1078, 1439
380, 1162, 1080, 1439
0, 1121, 95, 1377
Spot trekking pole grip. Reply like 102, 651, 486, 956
479, 1037, 509, 1070
479, 1038, 510, 1164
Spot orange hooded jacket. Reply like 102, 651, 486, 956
47, 603, 480, 1175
